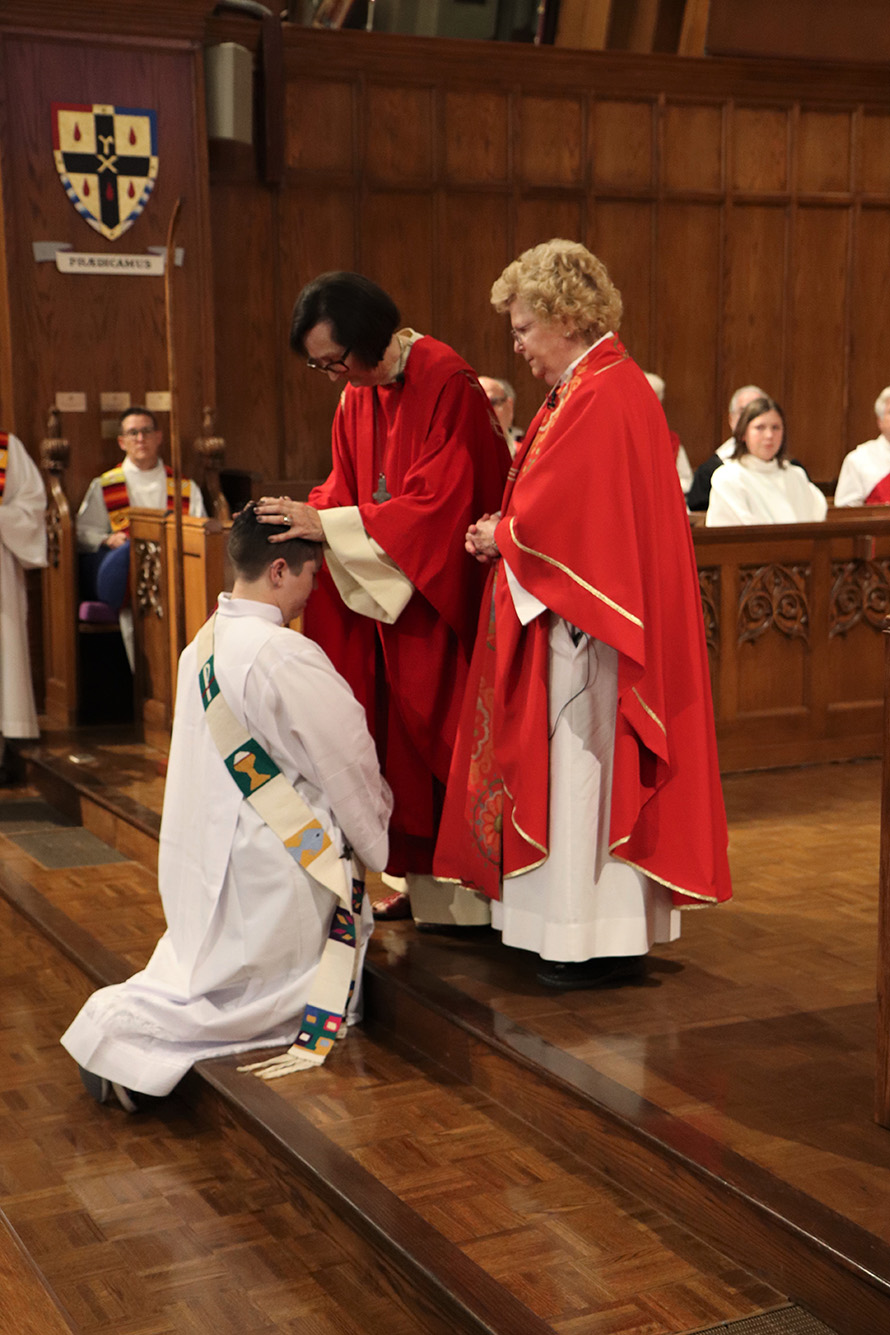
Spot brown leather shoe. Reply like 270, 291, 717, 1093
372, 889, 412, 921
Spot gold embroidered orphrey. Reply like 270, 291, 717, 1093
52, 103, 159, 241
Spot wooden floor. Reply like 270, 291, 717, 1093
0, 726, 886, 1332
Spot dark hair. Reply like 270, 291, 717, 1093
731, 395, 787, 465
290, 271, 400, 368
228, 502, 322, 581
118, 405, 159, 434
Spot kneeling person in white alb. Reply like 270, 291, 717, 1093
62, 502, 392, 1110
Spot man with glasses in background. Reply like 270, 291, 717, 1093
76, 406, 206, 668
255, 271, 510, 929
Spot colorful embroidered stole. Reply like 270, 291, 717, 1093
100, 464, 191, 535
195, 612, 364, 1078
0, 431, 8, 502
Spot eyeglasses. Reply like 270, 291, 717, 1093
487, 394, 508, 407
511, 323, 534, 350
306, 346, 352, 374
121, 427, 158, 439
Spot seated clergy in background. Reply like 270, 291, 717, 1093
62, 503, 392, 1110
254, 272, 510, 931
706, 396, 827, 526
437, 239, 731, 992
76, 406, 206, 666
834, 386, 890, 506
643, 372, 692, 494
479, 375, 524, 456
0, 429, 47, 786
686, 383, 766, 511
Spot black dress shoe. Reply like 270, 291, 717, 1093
0, 743, 26, 787
536, 956, 646, 991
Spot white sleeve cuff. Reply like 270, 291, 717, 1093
503, 557, 547, 625
319, 506, 414, 624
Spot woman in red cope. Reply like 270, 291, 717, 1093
435, 240, 732, 989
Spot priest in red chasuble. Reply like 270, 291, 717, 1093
255, 273, 511, 927
435, 240, 732, 990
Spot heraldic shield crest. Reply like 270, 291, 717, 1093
52, 103, 159, 241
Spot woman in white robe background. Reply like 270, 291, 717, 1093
705, 396, 827, 527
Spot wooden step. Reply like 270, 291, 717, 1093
0, 802, 791, 1335
8, 741, 881, 1333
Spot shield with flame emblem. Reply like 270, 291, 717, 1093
52, 103, 159, 241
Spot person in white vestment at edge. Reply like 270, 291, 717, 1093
834, 385, 890, 507
705, 396, 827, 527
686, 384, 766, 512
0, 430, 48, 786
643, 372, 693, 495
479, 375, 524, 456
61, 503, 392, 1112
75, 406, 206, 670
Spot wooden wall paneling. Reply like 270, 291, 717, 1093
518, 96, 585, 188
284, 78, 355, 175
723, 205, 788, 434
847, 207, 890, 452
514, 196, 585, 257
0, 37, 14, 425
859, 112, 890, 197
442, 90, 509, 186
1, 33, 215, 511
731, 105, 789, 194
365, 83, 434, 185
209, 183, 282, 482
656, 203, 722, 467
590, 99, 655, 192
436, 194, 511, 375
591, 201, 655, 384
277, 185, 357, 483
796, 109, 853, 196
661, 100, 723, 194
360, 191, 435, 340
787, 206, 850, 483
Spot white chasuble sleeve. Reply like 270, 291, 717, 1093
503, 557, 548, 625
319, 505, 414, 624
0, 436, 47, 569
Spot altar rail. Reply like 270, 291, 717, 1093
694, 507, 890, 772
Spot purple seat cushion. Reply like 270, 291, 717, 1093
78, 600, 119, 625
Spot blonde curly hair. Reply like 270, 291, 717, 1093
490, 239, 622, 338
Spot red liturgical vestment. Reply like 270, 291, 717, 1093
305, 335, 510, 874
435, 336, 732, 910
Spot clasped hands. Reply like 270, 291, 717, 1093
255, 496, 324, 543
466, 512, 501, 565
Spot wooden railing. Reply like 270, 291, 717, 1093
693, 509, 890, 772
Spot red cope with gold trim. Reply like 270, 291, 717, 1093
435, 336, 732, 909
100, 465, 191, 536
303, 336, 511, 875
0, 430, 8, 502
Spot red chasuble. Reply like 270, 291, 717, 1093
435, 336, 732, 909
866, 475, 890, 504
304, 335, 511, 874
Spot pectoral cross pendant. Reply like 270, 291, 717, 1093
373, 472, 391, 504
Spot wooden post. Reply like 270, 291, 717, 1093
877, 618, 890, 1124
163, 199, 187, 666
39, 407, 78, 724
